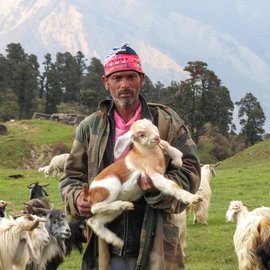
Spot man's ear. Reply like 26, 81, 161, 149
102, 75, 110, 91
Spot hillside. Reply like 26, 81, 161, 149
185, 138, 270, 269
0, 120, 269, 269
222, 138, 270, 166
0, 119, 76, 169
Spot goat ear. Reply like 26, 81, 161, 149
83, 184, 90, 199
210, 167, 216, 177
114, 130, 133, 159
226, 210, 235, 222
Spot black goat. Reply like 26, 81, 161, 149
28, 182, 49, 199
65, 219, 87, 256
22, 198, 50, 216
256, 237, 270, 270
0, 200, 7, 217
25, 200, 71, 270
45, 219, 87, 269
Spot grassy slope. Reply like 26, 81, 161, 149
0, 119, 75, 168
185, 139, 270, 270
0, 120, 270, 269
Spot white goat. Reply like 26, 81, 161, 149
226, 200, 270, 270
178, 210, 187, 257
12, 215, 50, 270
186, 162, 221, 225
39, 153, 69, 178
83, 118, 202, 249
38, 166, 50, 178
0, 215, 42, 270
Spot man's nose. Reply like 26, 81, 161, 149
120, 78, 130, 88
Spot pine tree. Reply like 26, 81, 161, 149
235, 92, 265, 146
176, 61, 234, 142
42, 53, 62, 114
5, 43, 39, 119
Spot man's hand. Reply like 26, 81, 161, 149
76, 191, 92, 218
137, 174, 159, 195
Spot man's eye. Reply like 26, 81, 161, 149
128, 74, 138, 80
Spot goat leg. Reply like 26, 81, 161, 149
159, 140, 183, 168
150, 173, 202, 205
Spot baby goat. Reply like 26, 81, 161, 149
83, 118, 202, 248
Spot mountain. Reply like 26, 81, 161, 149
0, 0, 269, 132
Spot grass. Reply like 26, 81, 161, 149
185, 143, 270, 270
0, 120, 270, 269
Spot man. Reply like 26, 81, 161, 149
59, 43, 201, 270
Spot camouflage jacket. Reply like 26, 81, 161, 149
59, 95, 201, 270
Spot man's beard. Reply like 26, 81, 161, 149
116, 97, 135, 107
114, 90, 137, 107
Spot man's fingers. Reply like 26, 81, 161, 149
76, 191, 92, 217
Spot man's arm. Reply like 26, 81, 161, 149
59, 136, 90, 219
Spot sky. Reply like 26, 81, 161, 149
0, 0, 269, 132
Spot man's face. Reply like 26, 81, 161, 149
103, 70, 144, 108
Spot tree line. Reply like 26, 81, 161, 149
0, 43, 267, 162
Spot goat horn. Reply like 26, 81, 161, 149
212, 162, 222, 167
243, 202, 251, 207
201, 162, 222, 167
27, 182, 39, 188
24, 204, 51, 214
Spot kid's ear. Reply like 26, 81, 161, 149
114, 130, 133, 159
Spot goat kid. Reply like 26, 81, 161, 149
83, 118, 202, 248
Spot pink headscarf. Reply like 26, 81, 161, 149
104, 43, 144, 77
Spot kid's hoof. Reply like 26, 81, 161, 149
121, 202, 134, 211
191, 195, 203, 204
171, 159, 183, 168
113, 239, 124, 249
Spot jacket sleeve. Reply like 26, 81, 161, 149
59, 124, 89, 220
144, 125, 201, 214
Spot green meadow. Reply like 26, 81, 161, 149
0, 120, 269, 269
